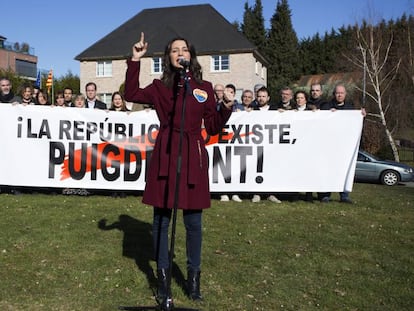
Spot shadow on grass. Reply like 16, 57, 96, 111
97, 215, 187, 296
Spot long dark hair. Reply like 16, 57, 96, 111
161, 37, 203, 88
110, 91, 129, 111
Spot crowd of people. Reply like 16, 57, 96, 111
213, 81, 365, 205
0, 77, 130, 111
1, 75, 364, 203
2, 78, 364, 202
2, 33, 366, 309
0, 77, 131, 196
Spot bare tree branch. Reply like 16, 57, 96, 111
352, 26, 402, 161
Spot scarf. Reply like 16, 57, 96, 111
0, 92, 15, 103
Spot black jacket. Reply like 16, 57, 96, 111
321, 99, 354, 110
270, 100, 297, 110
84, 99, 107, 109
308, 97, 326, 110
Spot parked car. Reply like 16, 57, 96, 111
355, 150, 414, 186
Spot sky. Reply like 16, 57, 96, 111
3, 0, 413, 78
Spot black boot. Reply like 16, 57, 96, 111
156, 269, 173, 310
187, 269, 203, 301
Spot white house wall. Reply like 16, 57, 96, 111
79, 52, 266, 101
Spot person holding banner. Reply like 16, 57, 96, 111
53, 91, 66, 107
241, 89, 254, 111
35, 89, 51, 106
17, 84, 36, 105
294, 90, 311, 112
32, 86, 40, 104
272, 86, 296, 111
124, 32, 234, 306
249, 83, 265, 110
319, 83, 366, 203
0, 77, 20, 104
109, 91, 130, 112
63, 87, 74, 107
294, 90, 315, 202
308, 82, 326, 110
72, 94, 86, 108
84, 82, 107, 109
251, 86, 282, 203
214, 83, 243, 203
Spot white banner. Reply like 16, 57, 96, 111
0, 105, 363, 192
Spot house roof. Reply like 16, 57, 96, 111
75, 4, 266, 63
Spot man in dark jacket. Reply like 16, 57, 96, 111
270, 86, 296, 110
84, 82, 107, 109
308, 82, 327, 110
0, 77, 20, 104
319, 83, 365, 203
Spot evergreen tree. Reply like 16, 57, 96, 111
321, 29, 341, 73
241, 0, 266, 55
299, 33, 326, 75
232, 21, 242, 32
54, 71, 80, 95
265, 0, 299, 97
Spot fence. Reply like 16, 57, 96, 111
399, 147, 414, 165
0, 40, 35, 55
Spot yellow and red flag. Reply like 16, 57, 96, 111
45, 69, 53, 92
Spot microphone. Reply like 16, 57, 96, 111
178, 57, 190, 69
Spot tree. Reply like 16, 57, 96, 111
21, 43, 30, 53
241, 0, 266, 55
13, 42, 20, 52
298, 34, 326, 74
406, 15, 414, 88
54, 71, 80, 95
383, 16, 414, 134
351, 26, 401, 161
232, 21, 241, 32
264, 0, 299, 97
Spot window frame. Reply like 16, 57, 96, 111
152, 57, 163, 74
211, 55, 230, 72
96, 61, 112, 77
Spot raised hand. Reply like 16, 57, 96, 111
131, 32, 148, 61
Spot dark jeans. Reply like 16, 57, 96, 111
153, 207, 202, 271
317, 192, 349, 200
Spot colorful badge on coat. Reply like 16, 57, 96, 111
193, 89, 208, 103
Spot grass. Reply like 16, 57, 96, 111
1, 183, 413, 310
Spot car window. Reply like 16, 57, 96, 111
358, 153, 367, 161
359, 151, 380, 161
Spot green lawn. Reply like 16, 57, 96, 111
1, 183, 413, 310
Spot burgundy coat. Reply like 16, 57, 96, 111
124, 60, 232, 209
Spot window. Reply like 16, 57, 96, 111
15, 59, 37, 78
152, 57, 163, 74
211, 55, 229, 72
96, 61, 112, 77
261, 67, 266, 79
98, 93, 111, 108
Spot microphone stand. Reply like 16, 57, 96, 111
119, 68, 199, 311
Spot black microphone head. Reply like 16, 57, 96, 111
178, 57, 190, 68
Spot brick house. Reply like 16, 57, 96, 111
75, 4, 268, 106
0, 35, 37, 80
